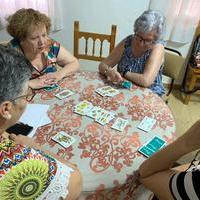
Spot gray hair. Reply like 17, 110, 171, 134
0, 45, 32, 104
134, 10, 165, 40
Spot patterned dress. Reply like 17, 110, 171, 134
0, 135, 73, 200
117, 35, 165, 96
7, 38, 60, 79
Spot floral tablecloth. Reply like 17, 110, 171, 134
32, 71, 176, 199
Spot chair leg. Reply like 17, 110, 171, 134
184, 74, 197, 104
166, 79, 174, 96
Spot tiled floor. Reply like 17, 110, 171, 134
166, 89, 200, 164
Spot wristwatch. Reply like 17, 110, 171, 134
122, 68, 131, 77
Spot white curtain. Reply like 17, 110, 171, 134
149, 0, 200, 43
0, 0, 63, 31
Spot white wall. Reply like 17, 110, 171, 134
0, 0, 194, 83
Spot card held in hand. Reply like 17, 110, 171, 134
52, 131, 76, 148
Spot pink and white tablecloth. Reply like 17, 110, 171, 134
32, 71, 176, 200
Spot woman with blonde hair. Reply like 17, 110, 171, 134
7, 8, 80, 89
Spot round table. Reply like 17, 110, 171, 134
32, 71, 176, 199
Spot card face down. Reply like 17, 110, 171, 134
138, 136, 166, 158
52, 131, 76, 148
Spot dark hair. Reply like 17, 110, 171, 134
7, 8, 51, 41
0, 45, 32, 104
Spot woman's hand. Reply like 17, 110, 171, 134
106, 68, 124, 84
29, 73, 58, 89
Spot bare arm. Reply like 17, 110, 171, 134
99, 39, 125, 83
139, 120, 200, 179
55, 45, 80, 80
125, 44, 164, 87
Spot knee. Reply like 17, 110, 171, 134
66, 168, 83, 200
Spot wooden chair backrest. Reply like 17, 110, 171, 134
74, 21, 117, 61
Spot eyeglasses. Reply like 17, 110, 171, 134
11, 87, 36, 102
134, 34, 156, 45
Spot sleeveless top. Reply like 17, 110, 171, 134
0, 135, 57, 199
117, 35, 165, 96
7, 38, 60, 79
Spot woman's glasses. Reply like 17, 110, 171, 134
11, 87, 36, 102
134, 33, 156, 45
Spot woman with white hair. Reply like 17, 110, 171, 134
99, 10, 165, 96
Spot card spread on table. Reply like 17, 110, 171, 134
111, 117, 128, 132
52, 131, 76, 148
86, 106, 102, 119
138, 136, 166, 158
55, 89, 74, 99
95, 109, 115, 125
95, 86, 120, 97
73, 100, 93, 115
137, 116, 156, 132
44, 84, 59, 91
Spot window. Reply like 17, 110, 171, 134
0, 0, 63, 31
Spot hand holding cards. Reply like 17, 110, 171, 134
138, 136, 166, 157
52, 131, 76, 148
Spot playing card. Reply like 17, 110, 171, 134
73, 100, 93, 115
138, 136, 166, 158
52, 131, 76, 148
137, 116, 156, 132
95, 109, 115, 125
138, 145, 155, 158
145, 136, 166, 152
121, 81, 132, 89
95, 86, 120, 97
111, 118, 128, 132
86, 106, 102, 119
55, 89, 74, 99
44, 84, 59, 91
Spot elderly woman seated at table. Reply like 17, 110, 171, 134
6, 8, 80, 89
0, 45, 82, 200
99, 10, 165, 96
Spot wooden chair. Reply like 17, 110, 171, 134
74, 21, 117, 61
163, 47, 185, 96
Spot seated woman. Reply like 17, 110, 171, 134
0, 45, 82, 200
6, 8, 80, 89
99, 10, 165, 96
139, 120, 200, 200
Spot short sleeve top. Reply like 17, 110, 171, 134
117, 35, 165, 96
0, 135, 58, 199
7, 38, 60, 79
